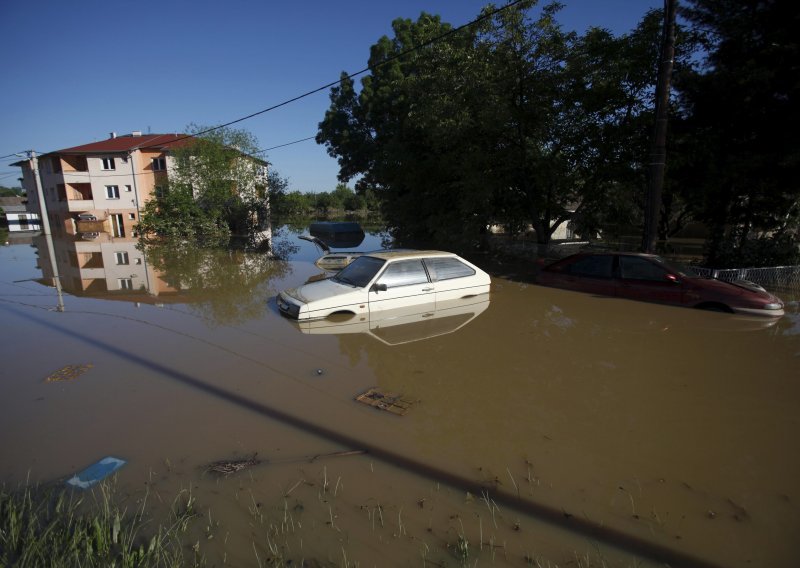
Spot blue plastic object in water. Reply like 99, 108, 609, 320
66, 456, 127, 489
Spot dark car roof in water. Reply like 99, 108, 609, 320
309, 221, 363, 232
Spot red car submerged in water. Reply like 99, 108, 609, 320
536, 252, 784, 317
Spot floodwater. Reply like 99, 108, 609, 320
1, 226, 799, 568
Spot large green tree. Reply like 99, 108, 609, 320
675, 0, 800, 266
318, 11, 485, 245
479, 4, 667, 244
317, 1, 667, 247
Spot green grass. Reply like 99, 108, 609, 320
0, 479, 202, 567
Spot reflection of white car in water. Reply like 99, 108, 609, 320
288, 296, 491, 346
277, 250, 491, 321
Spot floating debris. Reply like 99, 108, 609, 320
206, 453, 261, 476
727, 498, 750, 522
355, 388, 415, 416
66, 456, 126, 489
308, 449, 365, 462
45, 364, 93, 383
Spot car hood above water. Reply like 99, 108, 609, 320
284, 278, 363, 305
691, 276, 781, 302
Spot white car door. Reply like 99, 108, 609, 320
368, 259, 435, 314
423, 256, 489, 303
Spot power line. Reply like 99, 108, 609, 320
135, 0, 527, 152
257, 136, 316, 154
8, 1, 526, 165
0, 152, 27, 161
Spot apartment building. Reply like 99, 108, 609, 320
13, 132, 193, 239
13, 132, 272, 294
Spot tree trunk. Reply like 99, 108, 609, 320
642, 0, 677, 253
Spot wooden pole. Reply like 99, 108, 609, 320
642, 0, 677, 253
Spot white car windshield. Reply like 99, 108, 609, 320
331, 256, 386, 287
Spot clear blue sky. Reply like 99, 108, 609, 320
0, 0, 660, 193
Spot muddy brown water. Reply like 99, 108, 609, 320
1, 229, 799, 567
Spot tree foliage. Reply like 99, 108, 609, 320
317, 1, 667, 247
317, 0, 798, 266
0, 186, 24, 197
137, 125, 268, 242
270, 181, 380, 218
673, 0, 800, 266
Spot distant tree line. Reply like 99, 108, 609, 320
317, 0, 799, 267
0, 186, 24, 197
269, 177, 381, 219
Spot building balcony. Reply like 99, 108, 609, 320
66, 199, 96, 212
75, 220, 106, 234
61, 171, 94, 184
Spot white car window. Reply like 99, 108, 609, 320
377, 260, 429, 288
425, 257, 475, 281
332, 256, 385, 287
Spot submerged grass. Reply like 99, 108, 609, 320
1, 462, 645, 568
0, 478, 202, 567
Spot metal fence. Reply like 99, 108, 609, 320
689, 265, 800, 291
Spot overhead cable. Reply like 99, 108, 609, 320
256, 136, 317, 154
135, 0, 527, 152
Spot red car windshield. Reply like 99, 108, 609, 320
651, 256, 700, 278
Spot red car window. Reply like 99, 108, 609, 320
619, 256, 670, 281
566, 255, 614, 278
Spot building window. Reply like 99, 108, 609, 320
106, 185, 120, 199
118, 278, 133, 290
101, 157, 115, 170
154, 185, 165, 198
111, 214, 125, 238
115, 252, 130, 265
152, 157, 166, 171
125, 185, 132, 192
135, 258, 142, 265
128, 213, 135, 220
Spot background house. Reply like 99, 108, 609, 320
0, 196, 40, 233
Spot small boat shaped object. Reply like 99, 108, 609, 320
315, 251, 365, 271
298, 234, 364, 271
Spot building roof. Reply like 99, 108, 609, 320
0, 196, 26, 209
1, 204, 27, 213
11, 132, 269, 167
53, 133, 193, 155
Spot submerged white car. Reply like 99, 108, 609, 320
277, 250, 491, 321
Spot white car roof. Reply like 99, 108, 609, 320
362, 250, 459, 261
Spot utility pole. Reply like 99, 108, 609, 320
30, 151, 53, 236
30, 151, 64, 310
642, 0, 677, 253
